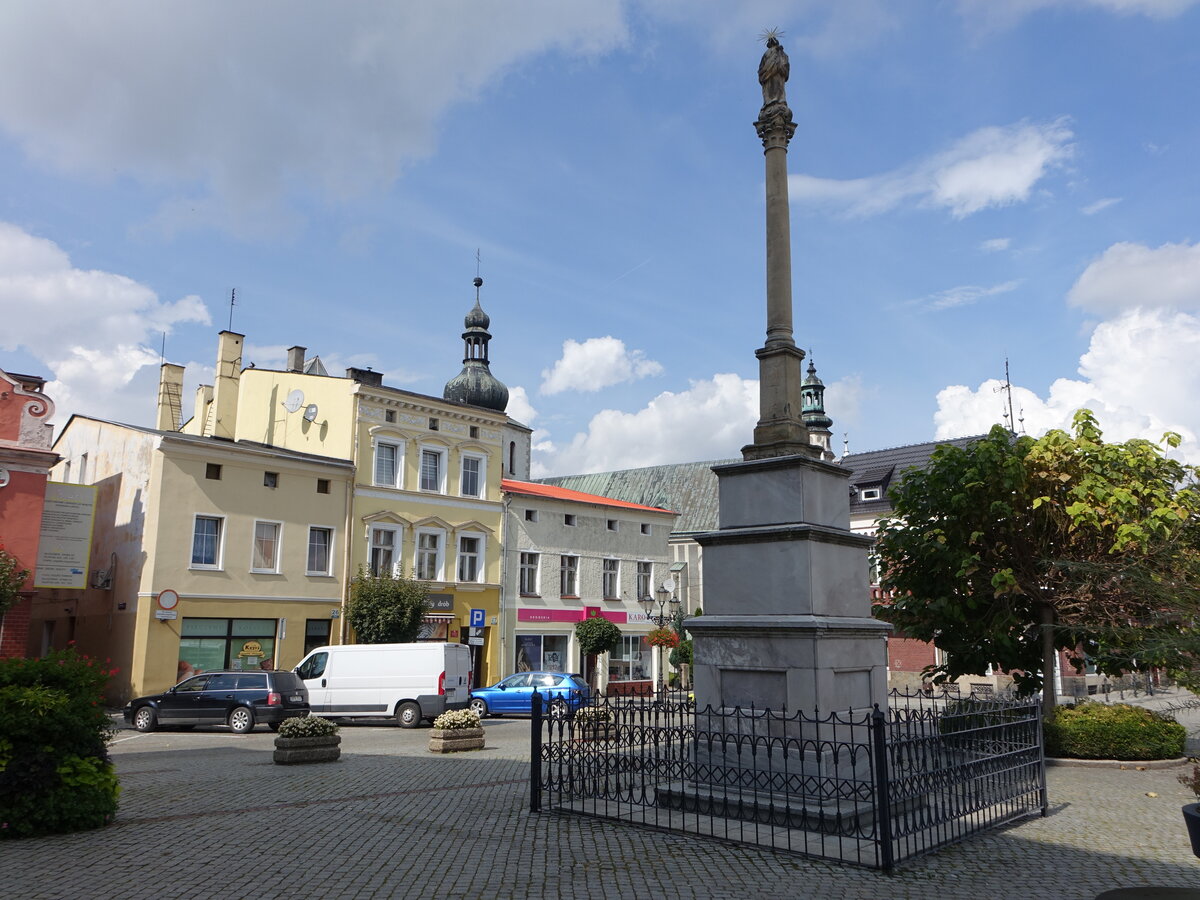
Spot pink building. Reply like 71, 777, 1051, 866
0, 369, 57, 657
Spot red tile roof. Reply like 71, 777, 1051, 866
502, 479, 676, 514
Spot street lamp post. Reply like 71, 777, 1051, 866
640, 576, 680, 696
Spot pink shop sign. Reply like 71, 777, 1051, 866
517, 608, 627, 624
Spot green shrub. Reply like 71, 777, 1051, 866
0, 647, 119, 838
276, 715, 338, 738
1044, 702, 1186, 760
432, 709, 480, 730
575, 617, 621, 656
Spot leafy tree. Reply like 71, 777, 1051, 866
575, 616, 621, 656
874, 412, 1200, 715
345, 567, 429, 644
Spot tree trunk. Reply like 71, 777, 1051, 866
1040, 603, 1057, 720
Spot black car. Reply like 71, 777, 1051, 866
123, 670, 310, 734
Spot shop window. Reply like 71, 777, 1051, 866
304, 619, 332, 656
608, 635, 650, 683
515, 634, 569, 673
178, 617, 277, 677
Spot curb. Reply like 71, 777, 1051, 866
1046, 756, 1190, 770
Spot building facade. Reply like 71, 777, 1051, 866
501, 479, 677, 693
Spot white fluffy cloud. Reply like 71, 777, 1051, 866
0, 222, 210, 426
957, 0, 1198, 29
980, 238, 1011, 252
1068, 241, 1200, 316
540, 337, 663, 396
0, 3, 628, 236
505, 385, 538, 426
791, 119, 1073, 219
934, 308, 1200, 462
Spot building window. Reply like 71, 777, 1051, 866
385, 409, 396, 423
519, 552, 540, 595
457, 535, 482, 583
374, 441, 402, 488
636, 561, 652, 600
304, 619, 331, 656
524, 509, 539, 523
564, 513, 576, 527
316, 478, 331, 494
602, 558, 619, 599
191, 516, 224, 568
640, 523, 651, 536
307, 527, 333, 576
205, 463, 222, 480
860, 487, 882, 502
560, 555, 579, 597
179, 617, 278, 674
469, 425, 479, 439
251, 521, 281, 573
264, 471, 278, 489
369, 527, 397, 577
415, 530, 444, 581
429, 417, 439, 431
460, 454, 484, 498
609, 635, 650, 683
419, 447, 446, 492
607, 519, 619, 532
508, 441, 516, 474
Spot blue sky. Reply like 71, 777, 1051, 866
2, 1, 1199, 476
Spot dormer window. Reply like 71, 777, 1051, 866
859, 487, 882, 502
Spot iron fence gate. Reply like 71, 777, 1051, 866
530, 689, 1047, 872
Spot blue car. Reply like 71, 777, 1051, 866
468, 671, 590, 718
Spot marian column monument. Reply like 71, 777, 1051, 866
685, 34, 890, 716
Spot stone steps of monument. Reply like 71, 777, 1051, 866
654, 779, 878, 835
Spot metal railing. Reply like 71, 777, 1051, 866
530, 688, 1046, 873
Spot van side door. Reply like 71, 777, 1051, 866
296, 651, 331, 712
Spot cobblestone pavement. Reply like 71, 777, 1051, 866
3, 715, 1200, 900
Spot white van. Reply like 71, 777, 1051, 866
294, 643, 472, 728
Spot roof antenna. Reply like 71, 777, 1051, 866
994, 356, 1016, 434
228, 288, 237, 332
842, 432, 849, 459
160, 331, 166, 366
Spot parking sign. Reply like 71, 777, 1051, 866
469, 608, 486, 628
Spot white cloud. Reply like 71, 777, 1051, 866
792, 119, 1073, 219
0, 3, 628, 237
506, 386, 538, 426
540, 337, 663, 396
980, 237, 1011, 252
0, 222, 211, 427
957, 0, 1198, 29
1081, 197, 1121, 215
537, 374, 758, 475
909, 280, 1021, 312
934, 308, 1200, 463
1068, 241, 1200, 316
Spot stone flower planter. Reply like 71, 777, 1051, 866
273, 734, 341, 765
1183, 803, 1200, 858
574, 724, 615, 742
428, 726, 485, 754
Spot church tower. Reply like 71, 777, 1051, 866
801, 359, 835, 460
443, 277, 509, 412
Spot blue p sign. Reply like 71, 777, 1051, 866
469, 608, 486, 628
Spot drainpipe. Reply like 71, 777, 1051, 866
340, 390, 360, 645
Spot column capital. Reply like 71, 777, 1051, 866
755, 103, 796, 151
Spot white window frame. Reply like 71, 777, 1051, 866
191, 514, 225, 570
306, 526, 335, 576
419, 445, 448, 493
369, 525, 400, 577
415, 528, 446, 581
560, 555, 579, 597
373, 438, 404, 489
636, 561, 652, 601
251, 519, 283, 574
519, 552, 540, 595
456, 532, 485, 584
459, 452, 486, 499
602, 558, 620, 599
859, 487, 882, 502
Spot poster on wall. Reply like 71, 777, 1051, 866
34, 482, 97, 589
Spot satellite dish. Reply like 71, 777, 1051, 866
303, 403, 319, 422
283, 389, 305, 413
661, 577, 676, 594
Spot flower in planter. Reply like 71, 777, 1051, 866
277, 716, 339, 739
433, 709, 481, 730
646, 627, 680, 649
574, 706, 614, 724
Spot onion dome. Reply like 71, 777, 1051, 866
443, 276, 509, 412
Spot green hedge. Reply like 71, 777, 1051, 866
1044, 702, 1186, 761
0, 647, 120, 838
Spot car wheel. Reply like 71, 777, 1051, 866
396, 701, 422, 729
468, 697, 489, 718
133, 706, 157, 733
228, 707, 255, 734
548, 699, 568, 720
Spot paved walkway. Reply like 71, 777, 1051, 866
3, 713, 1200, 900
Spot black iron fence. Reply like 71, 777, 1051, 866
529, 689, 1047, 872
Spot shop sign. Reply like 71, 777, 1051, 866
427, 594, 454, 612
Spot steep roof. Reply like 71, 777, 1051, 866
842, 435, 984, 517
502, 479, 675, 515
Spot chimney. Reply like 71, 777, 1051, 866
192, 384, 213, 433
287, 345, 306, 373
156, 363, 185, 431
211, 331, 244, 440
346, 367, 383, 387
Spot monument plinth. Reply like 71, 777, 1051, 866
687, 34, 890, 719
